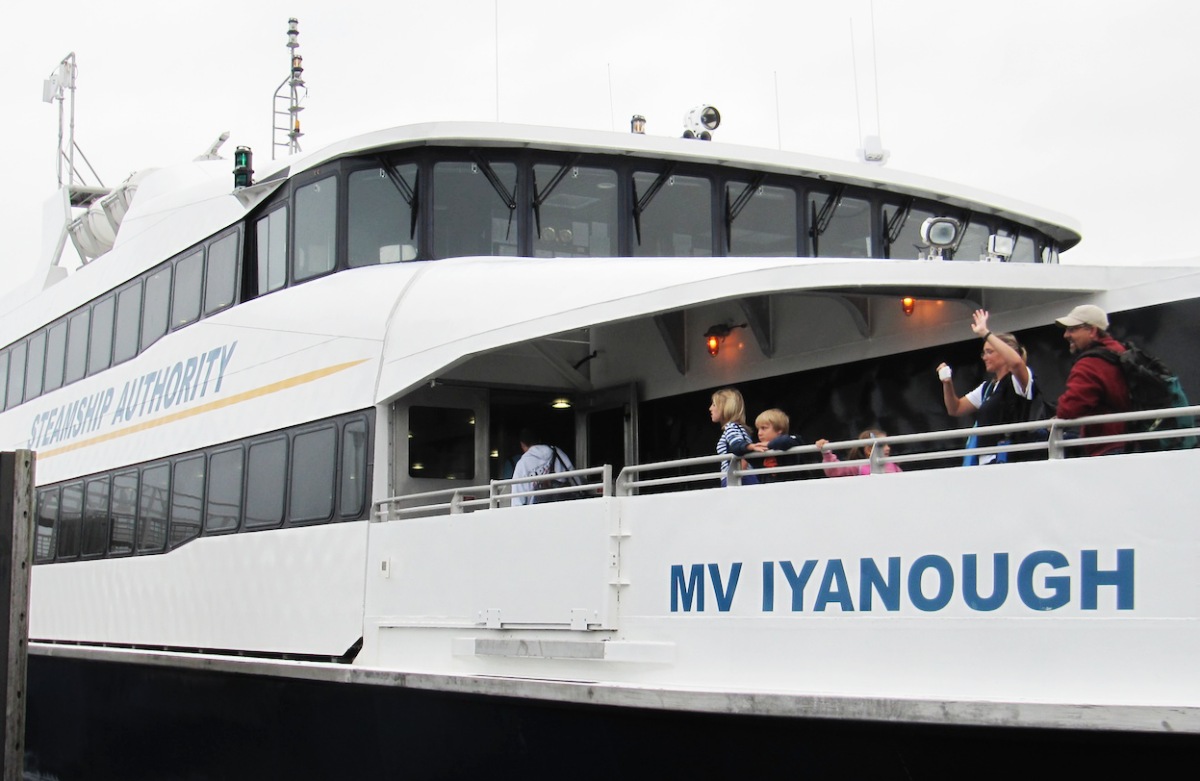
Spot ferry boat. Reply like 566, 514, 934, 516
10, 119, 1200, 778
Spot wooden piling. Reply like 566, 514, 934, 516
1, 451, 35, 781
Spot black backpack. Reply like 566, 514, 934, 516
1078, 343, 1196, 451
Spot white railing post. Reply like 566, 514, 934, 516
1047, 422, 1065, 460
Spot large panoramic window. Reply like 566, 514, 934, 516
24, 331, 46, 401
113, 281, 143, 365
633, 171, 712, 257
727, 181, 797, 257
206, 448, 243, 533
433, 160, 518, 258
43, 321, 67, 393
294, 176, 337, 281
809, 191, 872, 258
289, 426, 336, 523
256, 207, 288, 295
172, 250, 204, 329
882, 203, 937, 260
245, 437, 287, 529
141, 266, 172, 352
65, 309, 90, 385
340, 418, 368, 517
88, 296, 115, 375
35, 488, 57, 563
170, 455, 205, 548
531, 164, 617, 258
109, 470, 138, 556
205, 233, 238, 314
56, 482, 83, 560
349, 164, 418, 266
137, 463, 170, 554
82, 477, 111, 558
6, 342, 26, 409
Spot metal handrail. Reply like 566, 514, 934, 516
376, 406, 1199, 516
376, 464, 611, 520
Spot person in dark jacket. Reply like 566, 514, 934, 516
1054, 304, 1130, 456
937, 309, 1035, 465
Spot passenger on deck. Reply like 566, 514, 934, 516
936, 309, 1036, 465
814, 429, 902, 477
1054, 304, 1130, 456
709, 388, 758, 487
511, 428, 577, 505
747, 408, 805, 482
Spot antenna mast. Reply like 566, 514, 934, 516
272, 18, 306, 159
43, 53, 106, 205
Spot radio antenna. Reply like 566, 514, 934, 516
272, 18, 307, 159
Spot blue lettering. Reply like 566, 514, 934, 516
162, 362, 184, 409
214, 341, 237, 392
762, 561, 774, 612
963, 553, 1009, 611
780, 560, 818, 611
859, 557, 900, 611
180, 356, 200, 402
671, 564, 705, 612
1081, 549, 1134, 610
814, 559, 854, 612
199, 347, 222, 396
709, 563, 741, 612
109, 382, 131, 425
1018, 550, 1070, 610
908, 555, 954, 612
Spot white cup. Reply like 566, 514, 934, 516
938, 365, 952, 381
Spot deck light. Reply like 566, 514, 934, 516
918, 217, 961, 260
986, 234, 1015, 262
703, 322, 745, 356
901, 297, 916, 316
233, 146, 254, 188
551, 398, 572, 409
683, 105, 720, 140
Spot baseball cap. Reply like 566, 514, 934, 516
1055, 304, 1109, 330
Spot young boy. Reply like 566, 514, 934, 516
749, 408, 805, 480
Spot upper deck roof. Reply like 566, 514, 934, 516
277, 121, 1082, 249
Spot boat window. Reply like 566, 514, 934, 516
172, 250, 204, 329
56, 482, 83, 560
206, 447, 243, 533
6, 342, 26, 409
883, 203, 937, 260
256, 207, 288, 295
170, 455, 205, 548
141, 266, 172, 352
409, 406, 475, 479
88, 296, 115, 375
339, 418, 368, 517
109, 470, 138, 556
137, 463, 170, 553
65, 309, 90, 385
82, 476, 111, 558
532, 164, 617, 258
432, 160, 518, 259
1012, 233, 1036, 263
809, 191, 872, 258
245, 436, 287, 529
35, 488, 58, 564
632, 171, 712, 257
25, 331, 46, 401
349, 164, 418, 266
726, 180, 797, 257
0, 351, 7, 411
44, 321, 67, 393
113, 282, 143, 365
289, 425, 336, 523
205, 232, 238, 315
952, 219, 990, 261
294, 175, 338, 281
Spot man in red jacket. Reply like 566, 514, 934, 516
1055, 304, 1130, 456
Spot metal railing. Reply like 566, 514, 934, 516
374, 406, 1200, 517
375, 465, 612, 521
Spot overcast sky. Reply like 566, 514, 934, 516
2, 0, 1198, 298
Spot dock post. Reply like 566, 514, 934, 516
1, 451, 35, 781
